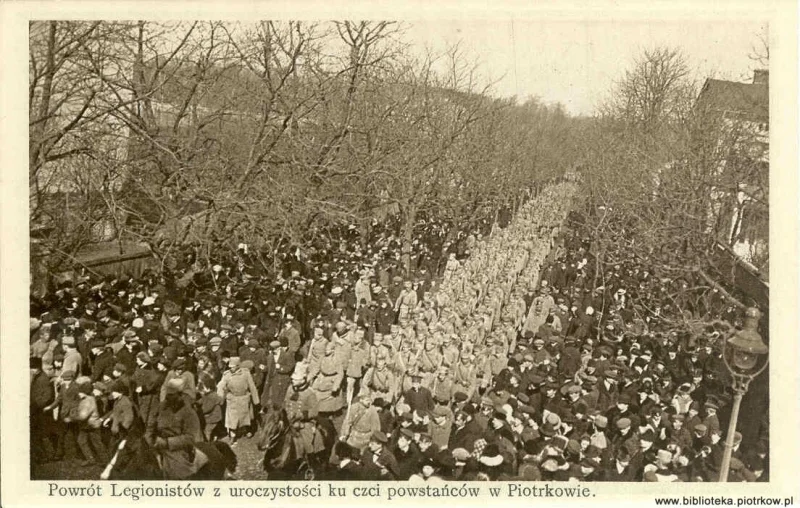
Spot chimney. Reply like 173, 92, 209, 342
753, 69, 769, 85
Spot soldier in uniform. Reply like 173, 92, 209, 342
216, 357, 259, 442
284, 366, 327, 465
340, 393, 382, 452
145, 378, 204, 480
310, 342, 345, 429
360, 355, 398, 403
452, 354, 479, 401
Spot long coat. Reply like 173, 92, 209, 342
238, 346, 269, 389
91, 349, 116, 382
261, 350, 295, 409
310, 354, 345, 413
107, 395, 135, 435
217, 367, 259, 429
283, 385, 325, 456
31, 370, 55, 410
145, 397, 203, 480
522, 295, 553, 336
132, 367, 164, 426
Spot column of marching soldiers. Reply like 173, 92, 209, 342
30, 176, 768, 481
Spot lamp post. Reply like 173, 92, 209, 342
718, 307, 769, 482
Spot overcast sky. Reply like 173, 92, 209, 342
403, 20, 767, 116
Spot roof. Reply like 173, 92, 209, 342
697, 78, 768, 122
73, 242, 152, 267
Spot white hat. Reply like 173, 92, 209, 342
142, 297, 155, 307
132, 317, 145, 328
331, 286, 343, 295
212, 264, 223, 272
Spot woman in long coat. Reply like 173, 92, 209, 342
217, 357, 259, 442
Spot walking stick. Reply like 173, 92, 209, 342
100, 439, 127, 480
343, 385, 354, 430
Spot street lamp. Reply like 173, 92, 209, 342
718, 307, 769, 482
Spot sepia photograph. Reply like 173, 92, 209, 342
19, 12, 779, 488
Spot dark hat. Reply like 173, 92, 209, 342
399, 428, 414, 439
551, 435, 569, 452
646, 406, 662, 418
639, 429, 656, 442
109, 379, 130, 395
90, 338, 106, 349
453, 391, 469, 403
61, 370, 76, 381
539, 422, 558, 437
172, 358, 186, 370
113, 362, 127, 374
616, 418, 632, 430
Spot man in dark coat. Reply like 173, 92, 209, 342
391, 428, 422, 480
448, 409, 483, 453
360, 431, 400, 480
30, 357, 55, 464
43, 370, 81, 461
260, 339, 295, 410
600, 446, 636, 481
115, 332, 141, 375
401, 374, 434, 414
239, 336, 269, 391
90, 340, 115, 382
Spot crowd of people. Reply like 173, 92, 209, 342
29, 177, 768, 482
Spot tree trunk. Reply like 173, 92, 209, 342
401, 203, 417, 277
30, 21, 58, 178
